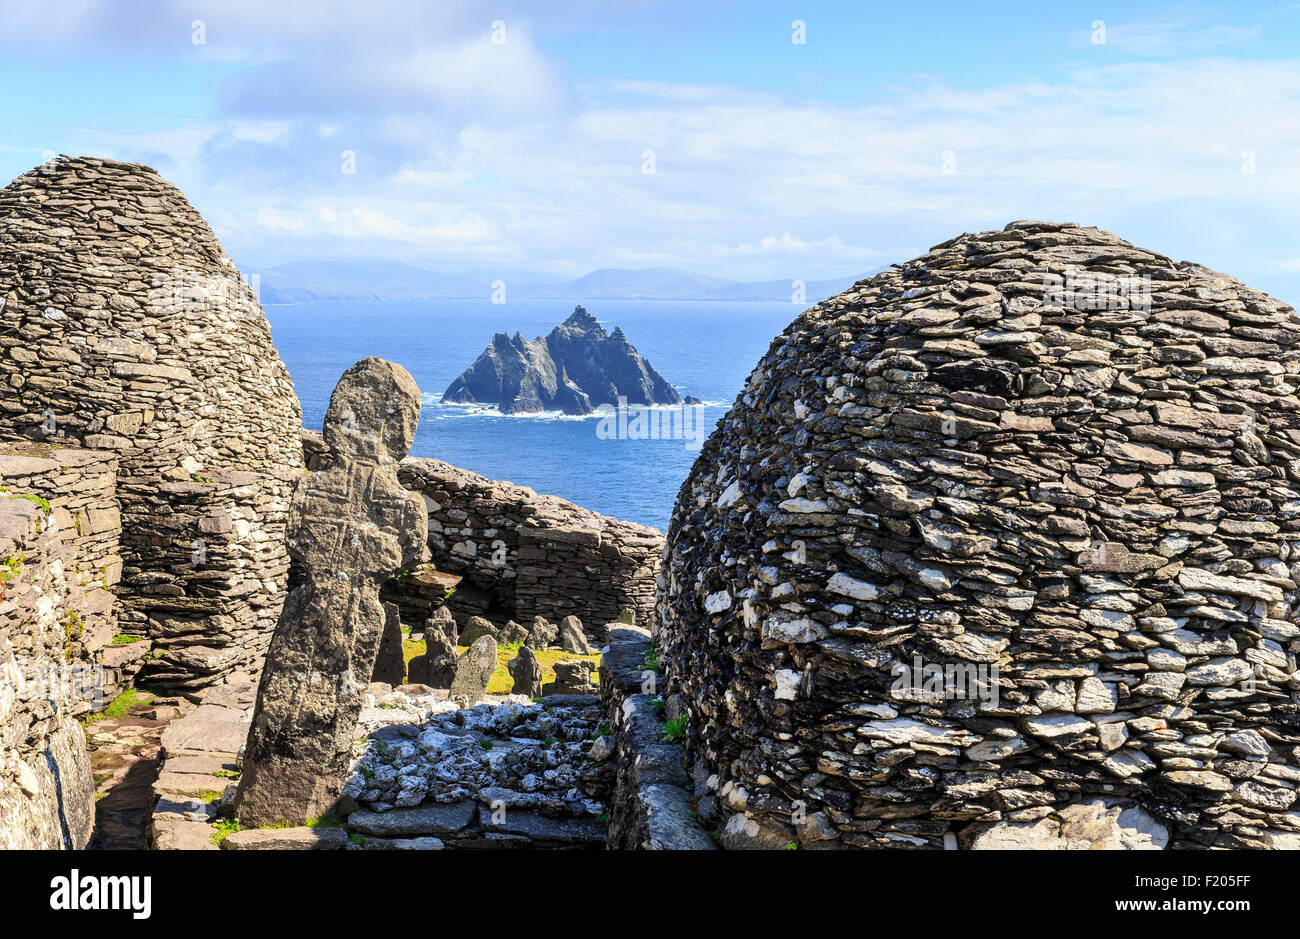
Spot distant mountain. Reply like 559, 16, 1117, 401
242, 259, 885, 304
443, 306, 684, 415
512, 267, 742, 300
244, 259, 492, 303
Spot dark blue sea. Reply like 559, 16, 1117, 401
266, 299, 797, 530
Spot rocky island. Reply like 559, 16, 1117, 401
441, 306, 683, 415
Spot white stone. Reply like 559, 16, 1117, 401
1075, 677, 1117, 714
1186, 657, 1253, 686
1178, 567, 1282, 602
857, 718, 979, 747
774, 669, 801, 701
1022, 714, 1093, 738
778, 498, 830, 513
968, 799, 1168, 850
826, 572, 879, 601
761, 615, 826, 645
703, 590, 732, 614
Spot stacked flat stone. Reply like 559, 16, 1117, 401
0, 484, 97, 847
0, 156, 303, 688
394, 457, 661, 634
116, 468, 295, 689
658, 222, 1300, 849
0, 443, 120, 649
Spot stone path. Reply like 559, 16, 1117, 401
85, 698, 190, 849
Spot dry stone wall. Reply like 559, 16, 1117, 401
117, 468, 296, 690
600, 624, 716, 850
658, 222, 1300, 850
0, 468, 109, 848
0, 155, 302, 474
390, 457, 661, 636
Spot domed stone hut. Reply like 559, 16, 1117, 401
0, 156, 304, 687
0, 155, 301, 472
657, 221, 1300, 849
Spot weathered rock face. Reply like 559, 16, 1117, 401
235, 358, 427, 827
442, 306, 681, 415
658, 222, 1300, 849
0, 156, 304, 689
0, 488, 100, 848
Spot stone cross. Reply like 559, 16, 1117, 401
234, 358, 427, 827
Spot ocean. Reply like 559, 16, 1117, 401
265, 299, 799, 531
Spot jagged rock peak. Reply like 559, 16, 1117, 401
563, 304, 602, 331
442, 305, 682, 415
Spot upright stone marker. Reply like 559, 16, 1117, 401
234, 358, 428, 827
372, 602, 407, 686
450, 635, 497, 703
407, 606, 458, 688
507, 646, 543, 698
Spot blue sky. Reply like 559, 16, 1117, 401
2, 1, 1298, 299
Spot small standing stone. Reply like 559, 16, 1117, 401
371, 602, 407, 686
408, 606, 457, 688
557, 615, 591, 654
500, 620, 529, 646
459, 615, 498, 646
507, 646, 543, 697
450, 635, 497, 702
524, 616, 557, 651
543, 659, 596, 696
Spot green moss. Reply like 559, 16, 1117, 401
0, 489, 52, 515
211, 818, 244, 846
0, 552, 25, 583
213, 769, 240, 780
111, 634, 144, 645
306, 814, 345, 829
83, 687, 154, 724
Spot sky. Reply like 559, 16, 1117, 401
1, 1, 1298, 299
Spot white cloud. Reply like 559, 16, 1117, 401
8, 4, 1300, 294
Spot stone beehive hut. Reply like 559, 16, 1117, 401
0, 155, 301, 471
658, 222, 1300, 850
0, 156, 304, 688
